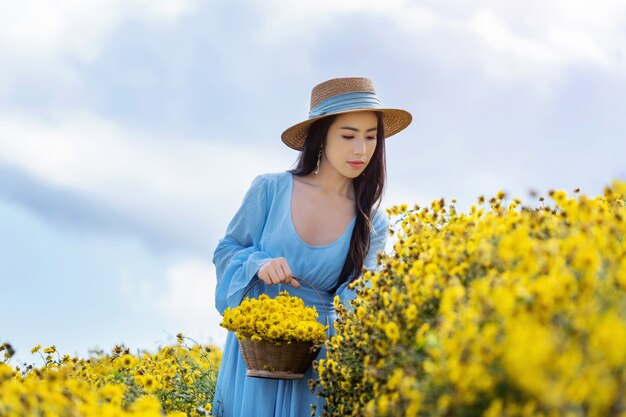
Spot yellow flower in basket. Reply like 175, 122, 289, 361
219, 278, 329, 380
220, 291, 328, 346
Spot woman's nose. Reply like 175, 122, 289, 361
353, 138, 367, 154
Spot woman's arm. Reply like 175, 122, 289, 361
213, 174, 275, 315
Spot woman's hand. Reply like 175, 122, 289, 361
258, 257, 301, 288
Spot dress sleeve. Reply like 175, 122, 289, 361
213, 174, 275, 315
335, 209, 390, 303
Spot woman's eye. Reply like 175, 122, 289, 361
341, 135, 376, 140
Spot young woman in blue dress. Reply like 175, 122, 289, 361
212, 77, 412, 417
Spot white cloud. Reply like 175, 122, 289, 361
118, 258, 227, 348
469, 9, 554, 66
466, 7, 615, 88
255, 0, 626, 89
255, 0, 440, 43
465, 2, 626, 81
0, 0, 198, 62
0, 0, 201, 110
0, 111, 292, 251
155, 259, 227, 347
1, 1, 625, 105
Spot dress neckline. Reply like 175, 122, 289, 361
287, 172, 356, 249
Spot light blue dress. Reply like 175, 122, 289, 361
212, 171, 389, 417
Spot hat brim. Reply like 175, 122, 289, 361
281, 108, 413, 151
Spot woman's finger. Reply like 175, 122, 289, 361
279, 262, 292, 283
268, 268, 280, 285
284, 263, 293, 282
278, 261, 299, 287
259, 274, 270, 285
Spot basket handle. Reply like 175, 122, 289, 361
239, 277, 328, 327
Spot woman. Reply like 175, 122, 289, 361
212, 77, 412, 417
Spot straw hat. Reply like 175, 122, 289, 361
281, 77, 412, 151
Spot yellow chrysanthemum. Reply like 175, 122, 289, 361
219, 290, 327, 344
314, 179, 626, 417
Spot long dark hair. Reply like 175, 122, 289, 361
287, 111, 386, 293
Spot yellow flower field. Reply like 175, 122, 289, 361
3, 178, 625, 417
0, 334, 221, 417
313, 179, 626, 417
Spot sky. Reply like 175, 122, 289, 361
1, 0, 625, 365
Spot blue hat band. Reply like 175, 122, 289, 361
308, 91, 382, 119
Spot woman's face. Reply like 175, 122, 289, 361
323, 111, 378, 179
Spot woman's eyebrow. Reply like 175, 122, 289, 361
340, 126, 377, 132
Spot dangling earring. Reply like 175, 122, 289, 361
315, 148, 322, 174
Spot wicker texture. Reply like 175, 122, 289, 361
281, 77, 412, 151
240, 338, 321, 380
309, 77, 376, 109
237, 278, 327, 380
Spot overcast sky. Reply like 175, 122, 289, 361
1, 0, 624, 364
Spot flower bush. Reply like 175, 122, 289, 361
0, 334, 221, 417
313, 179, 626, 417
220, 291, 328, 346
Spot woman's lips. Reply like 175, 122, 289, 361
348, 161, 365, 168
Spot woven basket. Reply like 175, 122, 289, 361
237, 277, 328, 380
